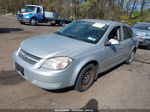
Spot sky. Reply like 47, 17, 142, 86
115, 0, 150, 11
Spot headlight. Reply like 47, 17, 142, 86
41, 57, 72, 70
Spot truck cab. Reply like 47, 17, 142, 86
17, 5, 44, 25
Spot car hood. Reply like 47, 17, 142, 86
133, 28, 150, 34
132, 28, 150, 39
21, 33, 95, 58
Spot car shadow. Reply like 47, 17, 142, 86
138, 46, 149, 50
38, 24, 61, 27
0, 70, 25, 85
24, 23, 61, 27
45, 86, 74, 93
133, 59, 150, 64
0, 28, 23, 33
81, 98, 99, 111
25, 24, 51, 26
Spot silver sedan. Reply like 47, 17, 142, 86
13, 20, 138, 92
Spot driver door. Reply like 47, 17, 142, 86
36, 7, 44, 20
101, 26, 123, 70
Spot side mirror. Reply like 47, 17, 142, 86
107, 38, 120, 45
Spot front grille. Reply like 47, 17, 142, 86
19, 49, 41, 64
145, 39, 150, 43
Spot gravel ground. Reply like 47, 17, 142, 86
0, 16, 150, 109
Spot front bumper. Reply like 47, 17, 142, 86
13, 51, 76, 90
139, 38, 150, 47
17, 17, 30, 23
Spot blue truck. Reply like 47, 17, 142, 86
17, 5, 72, 26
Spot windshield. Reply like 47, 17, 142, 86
55, 21, 109, 44
25, 6, 36, 12
132, 23, 150, 31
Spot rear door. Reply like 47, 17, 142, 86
121, 25, 133, 59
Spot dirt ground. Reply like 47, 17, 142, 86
0, 16, 150, 109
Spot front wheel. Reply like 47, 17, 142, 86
59, 22, 65, 26
30, 18, 37, 26
75, 64, 96, 92
125, 50, 135, 64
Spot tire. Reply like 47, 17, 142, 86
125, 50, 135, 64
30, 18, 37, 26
75, 64, 96, 92
59, 22, 65, 26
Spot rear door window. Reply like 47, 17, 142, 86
123, 26, 133, 40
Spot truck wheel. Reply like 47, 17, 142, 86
125, 50, 135, 64
75, 64, 96, 92
30, 18, 37, 26
59, 22, 65, 26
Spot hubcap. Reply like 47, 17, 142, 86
31, 19, 36, 25
81, 71, 92, 86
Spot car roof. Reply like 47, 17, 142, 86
80, 19, 123, 25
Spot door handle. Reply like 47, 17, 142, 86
119, 46, 124, 49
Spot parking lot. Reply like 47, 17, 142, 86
0, 16, 150, 109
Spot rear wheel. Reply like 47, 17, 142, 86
75, 64, 96, 92
30, 18, 37, 26
125, 50, 135, 64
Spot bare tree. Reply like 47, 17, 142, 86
129, 0, 138, 19
118, 0, 124, 9
140, 0, 146, 16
